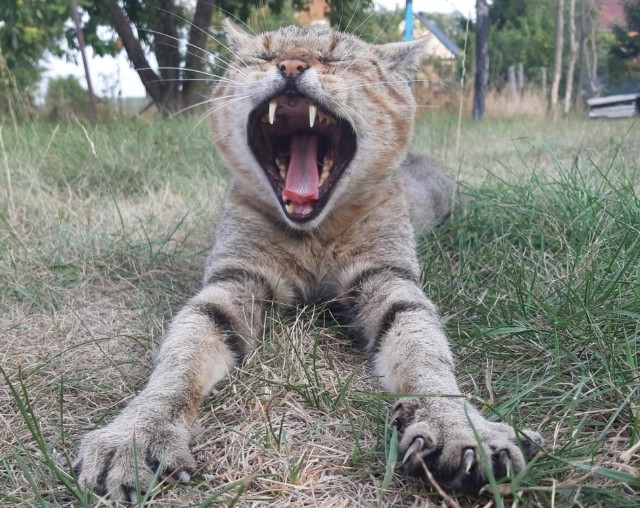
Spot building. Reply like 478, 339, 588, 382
295, 0, 330, 26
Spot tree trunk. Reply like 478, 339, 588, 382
182, 0, 216, 108
576, 0, 588, 109
563, 0, 578, 115
589, 21, 600, 96
149, 0, 181, 109
101, 0, 165, 108
100, 0, 215, 115
473, 0, 489, 120
548, 0, 564, 119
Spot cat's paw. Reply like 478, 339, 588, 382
393, 398, 542, 493
74, 414, 195, 502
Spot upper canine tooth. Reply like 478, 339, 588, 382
269, 100, 277, 124
309, 103, 317, 128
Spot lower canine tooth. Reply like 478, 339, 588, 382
285, 202, 294, 214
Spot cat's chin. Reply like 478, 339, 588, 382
247, 93, 357, 224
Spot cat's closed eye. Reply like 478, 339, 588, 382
256, 52, 276, 62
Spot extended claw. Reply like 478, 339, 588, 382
499, 450, 511, 477
127, 489, 138, 503
402, 437, 425, 465
463, 448, 475, 474
178, 470, 191, 483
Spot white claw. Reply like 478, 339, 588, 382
499, 450, 511, 477
309, 103, 317, 128
128, 490, 138, 503
402, 437, 425, 465
178, 470, 191, 483
464, 448, 475, 474
269, 100, 277, 124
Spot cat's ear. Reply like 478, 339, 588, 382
223, 18, 252, 51
374, 38, 427, 76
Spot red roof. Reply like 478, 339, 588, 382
599, 0, 626, 30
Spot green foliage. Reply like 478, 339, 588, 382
0, 0, 69, 117
613, 0, 640, 59
488, 0, 556, 82
610, 0, 640, 79
44, 75, 93, 121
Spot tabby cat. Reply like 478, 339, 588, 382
74, 20, 541, 501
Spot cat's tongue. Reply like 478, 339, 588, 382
282, 134, 319, 215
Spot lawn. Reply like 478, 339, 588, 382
1, 114, 638, 507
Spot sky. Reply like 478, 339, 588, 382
44, 0, 476, 99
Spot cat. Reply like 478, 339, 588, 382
74, 20, 541, 501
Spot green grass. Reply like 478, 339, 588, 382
1, 115, 638, 506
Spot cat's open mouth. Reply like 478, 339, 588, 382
248, 94, 357, 222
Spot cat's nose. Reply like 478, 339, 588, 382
278, 59, 309, 78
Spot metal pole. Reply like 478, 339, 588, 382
70, 0, 98, 124
404, 0, 413, 41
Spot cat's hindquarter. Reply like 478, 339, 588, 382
400, 153, 461, 229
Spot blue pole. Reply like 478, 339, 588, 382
404, 0, 413, 41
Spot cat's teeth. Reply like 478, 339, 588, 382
317, 111, 335, 125
269, 100, 277, 124
309, 103, 317, 128
318, 159, 334, 187
275, 157, 287, 179
285, 202, 294, 214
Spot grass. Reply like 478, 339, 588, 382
1, 114, 639, 507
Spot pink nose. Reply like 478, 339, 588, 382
278, 59, 309, 78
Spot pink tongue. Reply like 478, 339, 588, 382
282, 134, 319, 206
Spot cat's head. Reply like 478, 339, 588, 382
211, 20, 425, 230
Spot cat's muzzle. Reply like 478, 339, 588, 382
248, 93, 357, 223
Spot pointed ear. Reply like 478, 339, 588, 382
374, 38, 427, 76
223, 18, 251, 51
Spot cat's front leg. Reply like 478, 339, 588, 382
74, 268, 277, 501
342, 264, 542, 492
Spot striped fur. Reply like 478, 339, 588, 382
74, 22, 540, 500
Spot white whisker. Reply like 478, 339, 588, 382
169, 94, 246, 118
190, 94, 252, 134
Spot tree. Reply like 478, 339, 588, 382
547, 0, 564, 119
488, 0, 556, 83
95, 0, 218, 113
68, 1, 384, 115
611, 0, 640, 74
474, 0, 489, 120
0, 0, 70, 116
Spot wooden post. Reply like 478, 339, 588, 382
507, 65, 518, 101
70, 0, 98, 124
473, 0, 489, 120
516, 62, 525, 95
